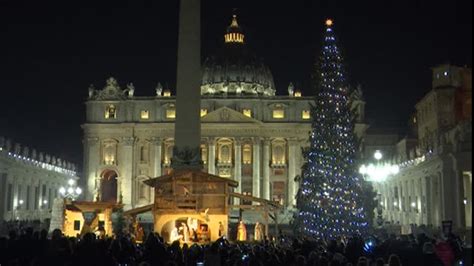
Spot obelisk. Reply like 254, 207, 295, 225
172, 0, 202, 170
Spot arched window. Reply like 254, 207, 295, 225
100, 170, 118, 203
140, 145, 149, 163
243, 144, 252, 165
220, 145, 231, 164
217, 139, 233, 164
272, 140, 287, 166
165, 144, 174, 165
102, 140, 117, 165
201, 144, 208, 164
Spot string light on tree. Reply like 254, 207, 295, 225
295, 19, 368, 240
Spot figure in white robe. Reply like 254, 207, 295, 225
170, 227, 180, 243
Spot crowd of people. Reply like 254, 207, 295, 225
0, 225, 471, 266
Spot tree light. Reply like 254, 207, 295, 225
325, 19, 334, 27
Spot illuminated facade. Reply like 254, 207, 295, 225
365, 65, 472, 232
0, 137, 78, 222
82, 15, 368, 215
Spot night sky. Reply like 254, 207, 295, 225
0, 0, 471, 168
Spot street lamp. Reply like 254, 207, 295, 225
360, 150, 401, 227
359, 151, 400, 183
59, 179, 82, 200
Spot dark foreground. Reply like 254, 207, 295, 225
0, 227, 471, 266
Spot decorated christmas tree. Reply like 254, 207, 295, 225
295, 19, 368, 239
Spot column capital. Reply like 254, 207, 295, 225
150, 137, 162, 145
121, 137, 136, 146
252, 137, 262, 145
263, 138, 271, 146
206, 137, 216, 146
84, 137, 100, 145
234, 138, 243, 146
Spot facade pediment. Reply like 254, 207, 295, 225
202, 107, 262, 124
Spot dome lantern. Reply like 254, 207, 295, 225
225, 15, 245, 44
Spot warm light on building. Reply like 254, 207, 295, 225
294, 91, 302, 97
225, 15, 245, 44
200, 109, 208, 117
105, 105, 116, 119
163, 90, 171, 97
166, 108, 176, 119
141, 110, 150, 120
243, 109, 252, 118
273, 109, 285, 119
302, 110, 311, 120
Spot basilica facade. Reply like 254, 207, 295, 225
82, 15, 367, 211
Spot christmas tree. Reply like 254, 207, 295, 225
295, 19, 368, 239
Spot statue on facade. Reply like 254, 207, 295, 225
14, 143, 21, 155
5, 139, 12, 152
236, 220, 247, 242
0, 136, 5, 148
22, 146, 29, 158
126, 83, 135, 98
31, 149, 37, 161
156, 82, 163, 97
88, 84, 96, 99
288, 82, 295, 96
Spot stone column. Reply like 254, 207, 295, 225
234, 139, 242, 205
208, 138, 216, 175
84, 137, 100, 201
262, 139, 271, 200
151, 137, 162, 177
288, 139, 298, 207
252, 138, 261, 199
120, 137, 135, 209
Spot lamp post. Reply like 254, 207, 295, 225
359, 150, 400, 227
59, 179, 82, 201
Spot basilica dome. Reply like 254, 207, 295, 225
201, 15, 276, 96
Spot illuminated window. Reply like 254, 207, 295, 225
74, 220, 81, 231
273, 108, 285, 119
243, 144, 252, 164
141, 110, 150, 120
166, 106, 176, 119
201, 144, 208, 164
201, 109, 208, 117
272, 140, 286, 165
302, 110, 311, 120
105, 105, 117, 119
243, 109, 252, 118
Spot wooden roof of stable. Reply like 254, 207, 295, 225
65, 201, 121, 212
123, 204, 153, 217
144, 170, 239, 188
230, 192, 283, 209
